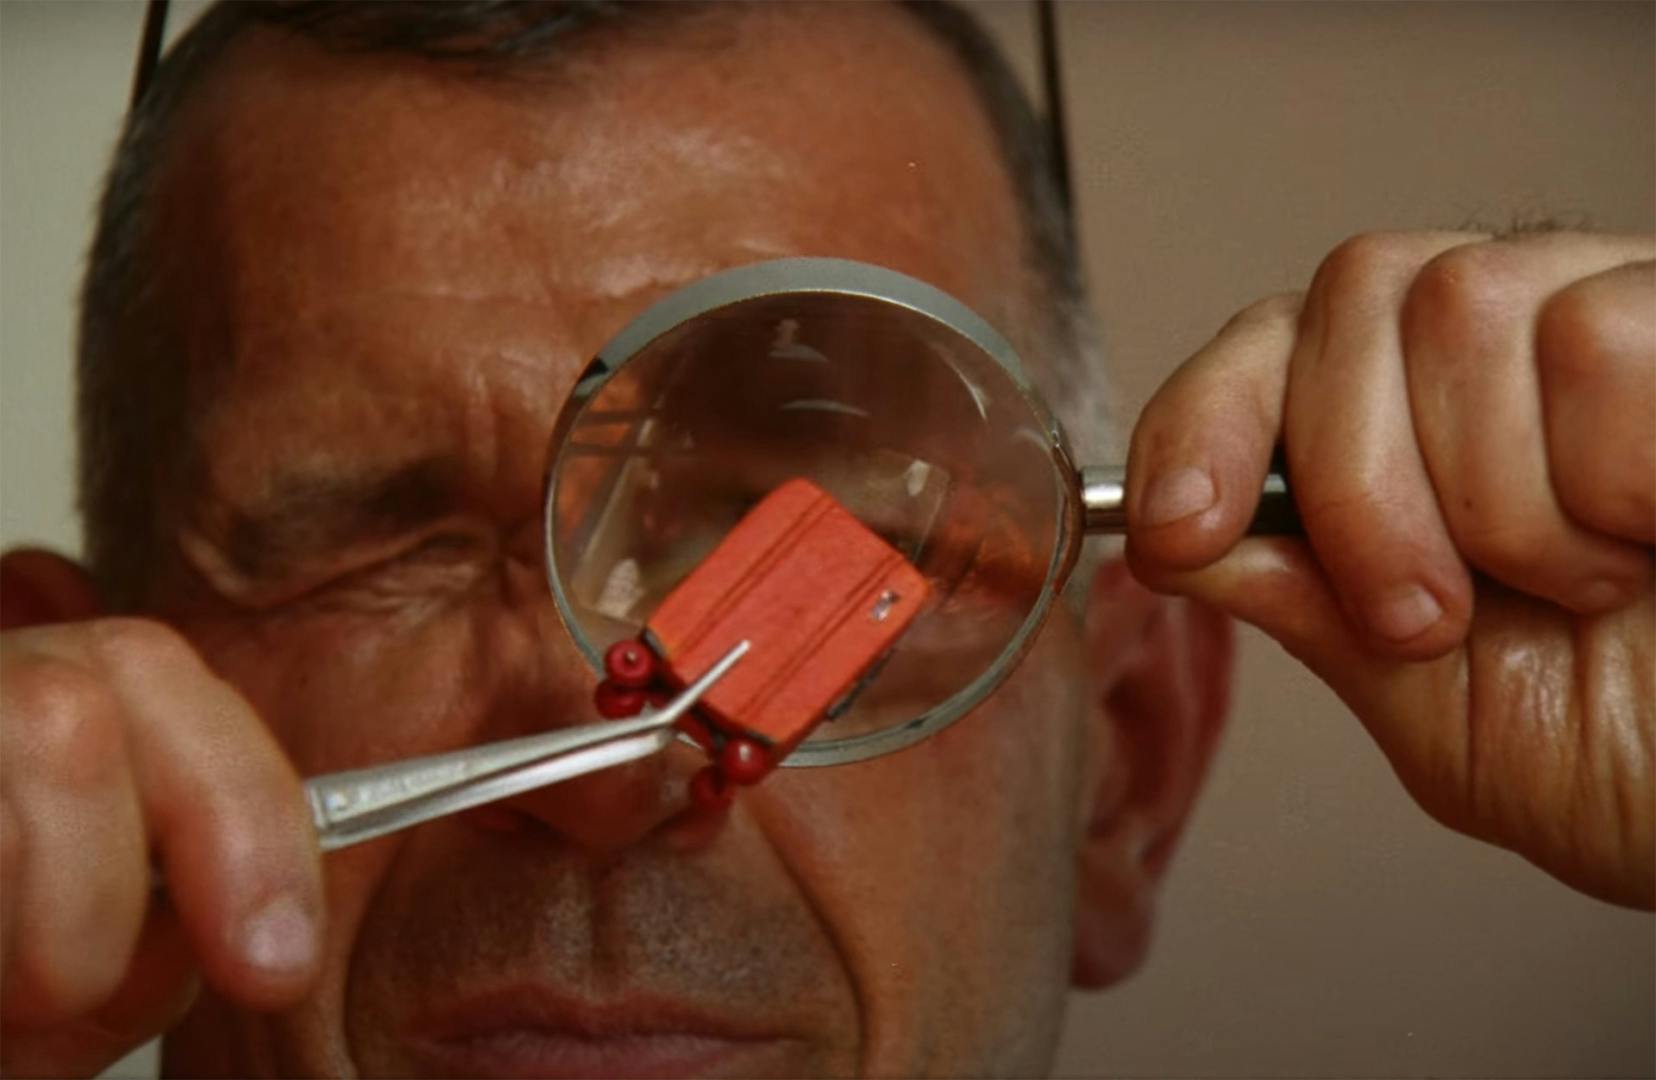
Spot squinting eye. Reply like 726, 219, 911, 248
305, 532, 496, 612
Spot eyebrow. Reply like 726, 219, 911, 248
211, 455, 468, 583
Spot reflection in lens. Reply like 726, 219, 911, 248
547, 269, 1075, 762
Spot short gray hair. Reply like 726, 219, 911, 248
77, 0, 1107, 606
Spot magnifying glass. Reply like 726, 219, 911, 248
543, 258, 1292, 768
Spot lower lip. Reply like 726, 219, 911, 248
414, 1029, 785, 1079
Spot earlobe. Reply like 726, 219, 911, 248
1070, 559, 1234, 989
1071, 816, 1156, 987
0, 548, 105, 630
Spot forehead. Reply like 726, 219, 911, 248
157, 3, 1028, 528
170, 2, 1028, 298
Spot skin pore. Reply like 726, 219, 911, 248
124, 6, 1223, 1076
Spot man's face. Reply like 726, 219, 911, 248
152, 6, 1102, 1076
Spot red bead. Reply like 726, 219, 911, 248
690, 766, 734, 812
593, 681, 646, 718
603, 640, 658, 689
719, 737, 772, 786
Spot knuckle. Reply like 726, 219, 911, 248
4, 653, 103, 724
3, 658, 125, 789
86, 617, 195, 682
1401, 243, 1521, 362
1311, 231, 1418, 301
1535, 281, 1615, 385
6, 925, 122, 1023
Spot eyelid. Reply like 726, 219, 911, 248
254, 522, 499, 611
336, 526, 495, 581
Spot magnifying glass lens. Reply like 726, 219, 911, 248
547, 265, 1078, 763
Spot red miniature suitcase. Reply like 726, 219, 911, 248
645, 477, 930, 762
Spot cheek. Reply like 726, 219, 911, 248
191, 610, 474, 774
749, 622, 1090, 1072
186, 578, 577, 775
180, 592, 563, 943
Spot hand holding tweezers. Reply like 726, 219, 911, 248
303, 640, 749, 851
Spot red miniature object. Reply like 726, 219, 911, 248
646, 477, 930, 781
689, 766, 735, 812
718, 737, 771, 786
593, 682, 648, 719
603, 639, 658, 689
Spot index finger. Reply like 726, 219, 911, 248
1125, 292, 1300, 578
83, 619, 325, 1011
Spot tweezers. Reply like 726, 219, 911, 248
303, 640, 749, 851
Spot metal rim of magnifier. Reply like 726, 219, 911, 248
543, 257, 1085, 768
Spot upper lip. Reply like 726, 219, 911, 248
414, 983, 786, 1044
406, 984, 796, 1079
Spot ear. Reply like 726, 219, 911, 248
1071, 558, 1234, 988
0, 548, 104, 631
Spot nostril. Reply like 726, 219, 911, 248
459, 802, 533, 836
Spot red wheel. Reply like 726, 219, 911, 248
719, 737, 772, 786
690, 766, 734, 812
603, 639, 658, 689
594, 681, 647, 719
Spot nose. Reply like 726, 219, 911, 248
460, 544, 703, 853
474, 745, 702, 851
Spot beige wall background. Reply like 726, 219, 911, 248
2, 2, 1652, 1077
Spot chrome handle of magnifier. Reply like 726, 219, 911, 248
1080, 465, 1299, 534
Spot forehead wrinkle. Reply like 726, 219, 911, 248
189, 287, 578, 497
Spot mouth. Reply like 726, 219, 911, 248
410, 986, 799, 1079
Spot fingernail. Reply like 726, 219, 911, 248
1370, 584, 1442, 642
241, 893, 316, 976
1140, 466, 1217, 527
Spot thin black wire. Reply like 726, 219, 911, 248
129, 0, 170, 109
1035, 0, 1076, 236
